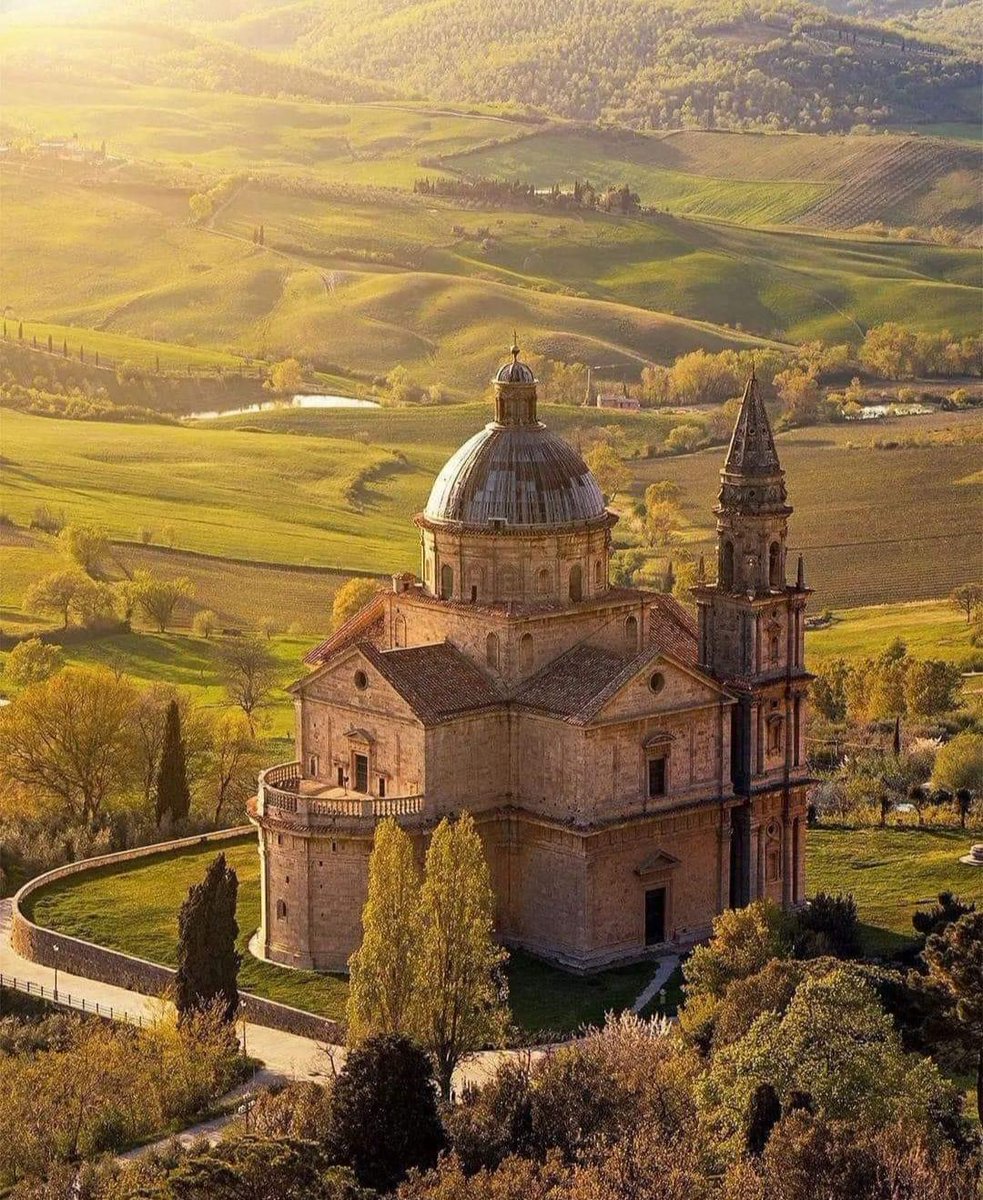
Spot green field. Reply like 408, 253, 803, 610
24, 826, 981, 1032
807, 600, 981, 668
3, 405, 980, 612
24, 836, 652, 1035
806, 827, 983, 957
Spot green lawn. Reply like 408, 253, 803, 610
806, 600, 980, 668
807, 827, 983, 957
24, 837, 658, 1036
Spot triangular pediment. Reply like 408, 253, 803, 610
589, 647, 733, 725
635, 850, 681, 879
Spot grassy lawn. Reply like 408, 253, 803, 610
806, 600, 980, 668
24, 837, 660, 1036
807, 826, 983, 957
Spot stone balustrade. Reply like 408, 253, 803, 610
257, 762, 426, 827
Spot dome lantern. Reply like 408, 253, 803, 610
493, 336, 537, 425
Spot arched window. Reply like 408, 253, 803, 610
499, 565, 517, 597
767, 716, 784, 755
394, 614, 406, 647
275, 899, 287, 920
440, 563, 453, 600
537, 567, 551, 595
569, 564, 583, 602
769, 541, 781, 589
486, 632, 500, 670
720, 541, 735, 591
593, 559, 604, 590
625, 614, 639, 652
520, 632, 533, 671
769, 629, 781, 663
467, 566, 484, 603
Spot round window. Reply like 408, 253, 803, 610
354, 669, 368, 691
649, 671, 665, 695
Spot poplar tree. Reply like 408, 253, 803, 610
346, 818, 421, 1043
174, 853, 241, 1022
411, 812, 509, 1099
154, 699, 191, 825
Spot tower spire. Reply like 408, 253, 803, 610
724, 373, 780, 478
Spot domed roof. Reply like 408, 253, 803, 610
424, 423, 607, 528
496, 357, 535, 384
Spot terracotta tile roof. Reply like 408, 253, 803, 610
648, 594, 698, 666
304, 592, 386, 665
359, 641, 504, 724
514, 643, 639, 722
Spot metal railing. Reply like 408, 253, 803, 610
0, 971, 146, 1027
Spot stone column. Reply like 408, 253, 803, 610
755, 823, 765, 900
782, 816, 794, 906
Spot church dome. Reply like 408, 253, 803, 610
423, 423, 607, 527
424, 342, 607, 529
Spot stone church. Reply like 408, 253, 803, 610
250, 347, 812, 973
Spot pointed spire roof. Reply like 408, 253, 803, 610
724, 371, 781, 478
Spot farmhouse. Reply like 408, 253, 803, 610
250, 347, 812, 972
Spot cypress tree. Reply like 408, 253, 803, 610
154, 699, 191, 825
174, 853, 241, 1022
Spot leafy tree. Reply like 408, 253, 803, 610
792, 892, 860, 959
669, 349, 739, 405
160, 1136, 367, 1200
904, 659, 961, 717
331, 577, 379, 630
0, 666, 136, 823
684, 901, 789, 1001
584, 442, 631, 500
774, 368, 820, 427
219, 635, 280, 731
3, 637, 62, 686
23, 569, 90, 628
57, 522, 108, 576
267, 357, 303, 394
810, 659, 848, 723
327, 1034, 445, 1192
347, 818, 421, 1043
257, 616, 278, 640
913, 892, 976, 942
192, 609, 218, 639
130, 569, 195, 632
643, 484, 682, 549
698, 967, 956, 1150
933, 732, 983, 796
412, 812, 509, 1099
206, 709, 261, 827
174, 853, 241, 1023
154, 699, 192, 826
950, 583, 983, 624
921, 911, 983, 1123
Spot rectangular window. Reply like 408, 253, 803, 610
308, 754, 319, 778
337, 766, 345, 788
378, 776, 386, 798
647, 756, 667, 798
354, 753, 369, 794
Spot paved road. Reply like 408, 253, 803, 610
0, 898, 525, 1090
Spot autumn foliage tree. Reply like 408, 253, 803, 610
331, 577, 379, 629
347, 818, 422, 1043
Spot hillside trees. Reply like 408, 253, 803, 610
206, 709, 261, 827
331, 577, 379, 629
130, 570, 195, 633
219, 635, 281, 729
2, 637, 63, 686
174, 853, 241, 1023
154, 699, 192, 826
57, 522, 109, 576
950, 583, 983, 624
23, 570, 99, 629
584, 442, 631, 500
0, 666, 137, 823
933, 733, 983, 797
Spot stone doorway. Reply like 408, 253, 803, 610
645, 887, 667, 945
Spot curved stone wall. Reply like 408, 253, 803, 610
11, 828, 343, 1044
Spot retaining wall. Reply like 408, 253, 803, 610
11, 828, 343, 1044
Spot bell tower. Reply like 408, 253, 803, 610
693, 374, 811, 910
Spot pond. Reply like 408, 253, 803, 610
188, 394, 380, 420
845, 403, 934, 421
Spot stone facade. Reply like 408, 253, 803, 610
251, 354, 811, 973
